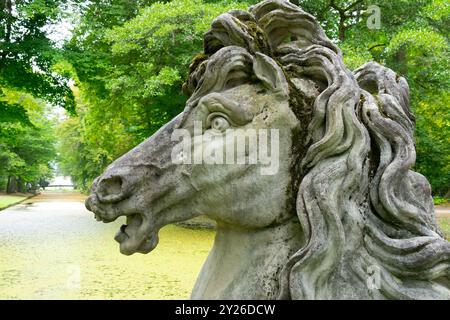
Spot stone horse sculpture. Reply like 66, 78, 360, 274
85, 0, 450, 299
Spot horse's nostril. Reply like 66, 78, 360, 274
97, 175, 126, 203
103, 176, 122, 194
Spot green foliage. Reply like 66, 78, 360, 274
0, 0, 76, 113
59, 0, 251, 191
295, 0, 450, 196
0, 101, 31, 125
434, 196, 449, 205
56, 86, 134, 190
0, 1, 70, 191
0, 89, 57, 191
56, 0, 448, 196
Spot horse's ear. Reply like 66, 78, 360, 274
253, 52, 289, 97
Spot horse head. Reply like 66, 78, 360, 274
85, 46, 301, 255
86, 0, 450, 299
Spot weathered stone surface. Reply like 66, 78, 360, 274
85, 0, 450, 300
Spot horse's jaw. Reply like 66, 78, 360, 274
191, 217, 304, 300
113, 212, 160, 255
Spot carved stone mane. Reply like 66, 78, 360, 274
86, 0, 450, 300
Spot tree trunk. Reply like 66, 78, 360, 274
338, 14, 346, 41
2, 0, 12, 42
394, 48, 408, 76
1, 0, 13, 62
6, 176, 17, 194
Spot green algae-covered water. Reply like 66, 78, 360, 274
0, 196, 214, 299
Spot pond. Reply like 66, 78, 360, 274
0, 195, 215, 299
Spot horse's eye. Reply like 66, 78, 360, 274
209, 115, 230, 131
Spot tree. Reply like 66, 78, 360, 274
58, 0, 252, 191
0, 89, 57, 192
0, 0, 76, 114
294, 0, 449, 195
57, 0, 449, 195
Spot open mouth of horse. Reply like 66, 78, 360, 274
110, 212, 159, 255
114, 213, 142, 243
87, 195, 159, 255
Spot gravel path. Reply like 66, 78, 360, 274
436, 205, 450, 218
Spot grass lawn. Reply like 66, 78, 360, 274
438, 217, 450, 241
0, 195, 27, 210
434, 197, 450, 205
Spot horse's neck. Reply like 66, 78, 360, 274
191, 218, 304, 299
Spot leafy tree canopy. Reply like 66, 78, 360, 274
56, 0, 449, 195
0, 0, 75, 114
